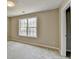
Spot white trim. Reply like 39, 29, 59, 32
8, 40, 59, 51
29, 42, 59, 50
59, 0, 71, 56
63, 0, 71, 11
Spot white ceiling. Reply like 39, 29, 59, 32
7, 0, 63, 17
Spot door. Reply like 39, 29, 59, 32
66, 7, 71, 57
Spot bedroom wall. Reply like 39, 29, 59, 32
8, 9, 59, 49
7, 17, 11, 40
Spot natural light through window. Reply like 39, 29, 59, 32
19, 17, 37, 38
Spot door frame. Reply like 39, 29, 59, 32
60, 0, 71, 56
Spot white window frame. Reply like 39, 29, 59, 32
18, 17, 37, 38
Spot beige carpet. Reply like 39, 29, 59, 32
7, 41, 70, 59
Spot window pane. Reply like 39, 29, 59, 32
19, 19, 27, 28
28, 17, 37, 27
19, 28, 27, 36
28, 28, 37, 37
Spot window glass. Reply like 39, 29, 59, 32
19, 19, 27, 28
19, 28, 27, 36
28, 28, 37, 37
28, 17, 37, 27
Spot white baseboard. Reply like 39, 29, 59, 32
8, 39, 59, 51
28, 42, 59, 51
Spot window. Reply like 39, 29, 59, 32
18, 17, 37, 37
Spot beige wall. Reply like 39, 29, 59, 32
7, 17, 11, 40
8, 9, 59, 49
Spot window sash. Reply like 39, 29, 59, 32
28, 17, 37, 27
28, 27, 37, 37
19, 28, 27, 36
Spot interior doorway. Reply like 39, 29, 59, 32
66, 7, 71, 57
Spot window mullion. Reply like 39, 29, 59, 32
27, 19, 28, 36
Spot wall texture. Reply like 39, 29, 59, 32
8, 9, 59, 49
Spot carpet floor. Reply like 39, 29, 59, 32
7, 41, 70, 59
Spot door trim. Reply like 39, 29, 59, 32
60, 0, 71, 56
